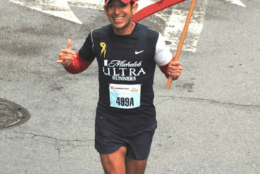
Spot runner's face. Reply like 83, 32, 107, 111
105, 0, 135, 31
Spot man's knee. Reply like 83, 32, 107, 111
125, 156, 148, 174
100, 146, 127, 174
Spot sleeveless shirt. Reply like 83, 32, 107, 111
79, 23, 171, 131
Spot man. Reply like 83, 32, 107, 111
57, 0, 182, 173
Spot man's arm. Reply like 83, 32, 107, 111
57, 39, 93, 74
159, 54, 182, 80
64, 52, 93, 74
154, 33, 182, 80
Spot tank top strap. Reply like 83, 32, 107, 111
136, 24, 148, 52
100, 24, 112, 44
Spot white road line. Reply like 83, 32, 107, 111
136, 0, 159, 12
153, 0, 208, 53
9, 0, 208, 53
225, 0, 246, 8
68, 0, 103, 10
9, 0, 82, 24
69, 0, 206, 53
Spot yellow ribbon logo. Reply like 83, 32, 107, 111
100, 42, 106, 58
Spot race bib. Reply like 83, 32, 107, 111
109, 84, 141, 109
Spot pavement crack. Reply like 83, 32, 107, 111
156, 95, 260, 110
3, 130, 94, 161
55, 143, 61, 162
8, 130, 94, 147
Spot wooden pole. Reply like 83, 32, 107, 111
165, 0, 197, 89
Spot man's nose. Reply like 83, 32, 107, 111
113, 6, 120, 15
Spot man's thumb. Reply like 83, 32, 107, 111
67, 39, 72, 50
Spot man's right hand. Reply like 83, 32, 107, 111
57, 39, 76, 67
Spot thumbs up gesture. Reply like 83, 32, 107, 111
57, 39, 76, 67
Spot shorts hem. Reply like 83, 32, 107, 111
127, 155, 149, 160
95, 121, 157, 132
95, 145, 126, 155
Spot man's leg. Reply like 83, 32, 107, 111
100, 146, 127, 174
125, 156, 148, 174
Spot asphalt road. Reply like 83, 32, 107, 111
0, 0, 260, 173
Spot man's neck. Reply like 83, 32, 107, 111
113, 21, 136, 36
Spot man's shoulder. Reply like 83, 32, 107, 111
136, 23, 159, 40
147, 28, 159, 40
91, 24, 112, 37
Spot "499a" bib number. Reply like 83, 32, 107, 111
116, 97, 134, 107
110, 84, 141, 109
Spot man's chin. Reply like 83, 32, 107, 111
112, 23, 126, 30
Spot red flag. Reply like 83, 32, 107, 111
133, 0, 186, 22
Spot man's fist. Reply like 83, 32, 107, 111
168, 61, 182, 80
57, 39, 76, 67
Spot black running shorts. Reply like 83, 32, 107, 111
95, 122, 157, 160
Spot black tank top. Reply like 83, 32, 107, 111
82, 23, 159, 131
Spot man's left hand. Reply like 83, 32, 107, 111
168, 61, 182, 80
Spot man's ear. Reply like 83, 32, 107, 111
132, 2, 139, 14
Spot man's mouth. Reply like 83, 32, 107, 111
114, 16, 125, 21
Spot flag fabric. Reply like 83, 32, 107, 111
133, 0, 186, 22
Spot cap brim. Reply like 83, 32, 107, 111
104, 0, 133, 8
